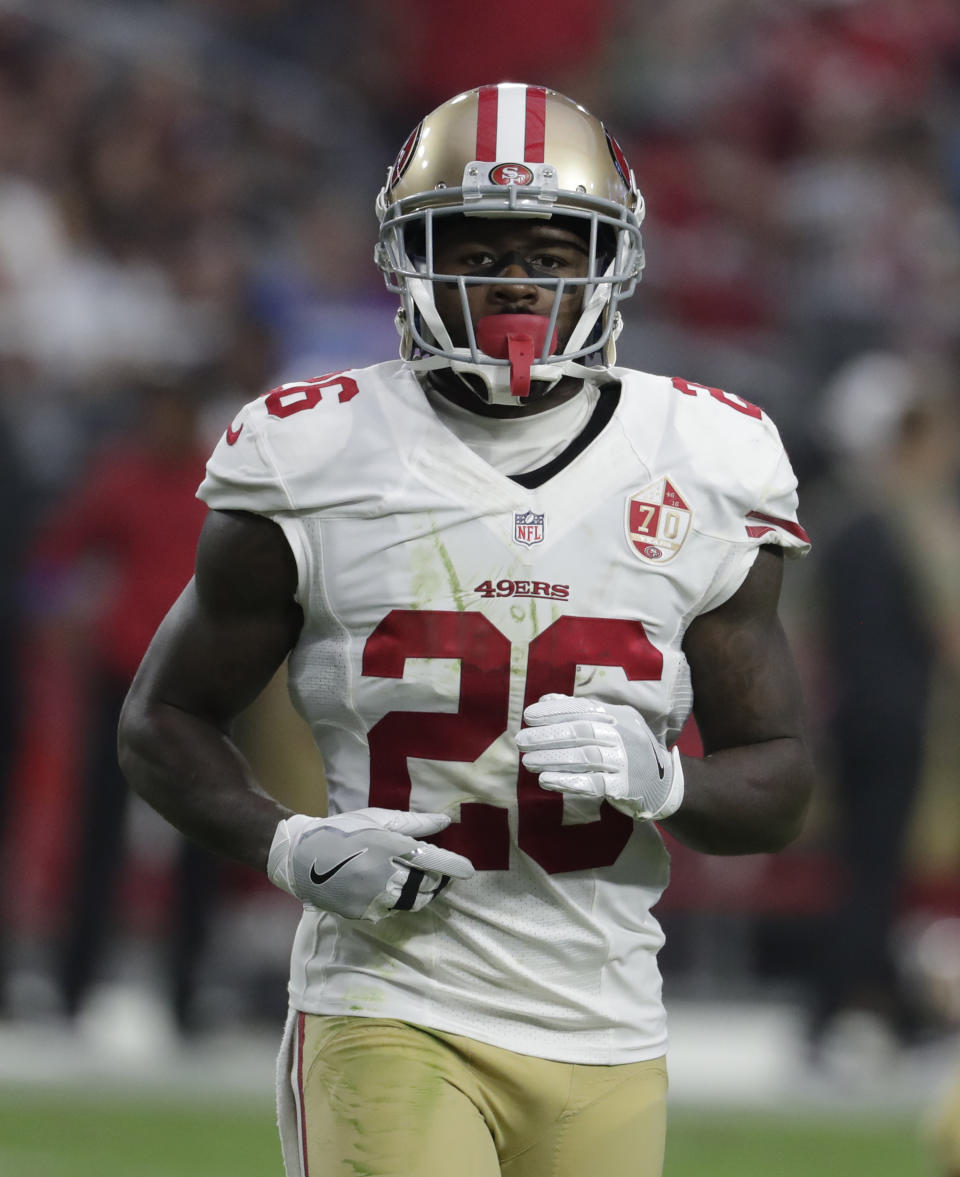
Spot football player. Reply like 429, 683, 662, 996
119, 84, 816, 1177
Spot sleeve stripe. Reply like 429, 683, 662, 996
745, 510, 810, 544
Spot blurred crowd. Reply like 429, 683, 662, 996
0, 0, 959, 1095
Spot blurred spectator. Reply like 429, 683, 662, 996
28, 373, 216, 1036
604, 1, 960, 431
375, 0, 620, 133
247, 188, 397, 378
0, 401, 31, 1010
807, 350, 960, 1063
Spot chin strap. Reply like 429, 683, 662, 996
476, 315, 559, 399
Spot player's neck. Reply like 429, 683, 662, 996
423, 371, 587, 419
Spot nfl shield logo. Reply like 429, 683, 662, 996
626, 478, 692, 564
514, 510, 545, 547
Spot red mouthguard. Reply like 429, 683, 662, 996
476, 315, 559, 398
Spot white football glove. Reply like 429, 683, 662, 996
267, 807, 475, 922
516, 694, 684, 821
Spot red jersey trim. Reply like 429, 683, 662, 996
745, 510, 810, 544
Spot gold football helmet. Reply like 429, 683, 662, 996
375, 83, 645, 405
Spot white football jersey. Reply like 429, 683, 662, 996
198, 360, 809, 1065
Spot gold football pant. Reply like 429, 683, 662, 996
927, 1061, 960, 1175
281, 1013, 667, 1177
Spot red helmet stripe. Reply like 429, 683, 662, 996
476, 85, 499, 161
524, 86, 546, 162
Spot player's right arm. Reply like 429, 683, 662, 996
118, 508, 473, 921
118, 508, 305, 871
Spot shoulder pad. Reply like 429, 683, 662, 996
198, 368, 382, 514
619, 371, 810, 555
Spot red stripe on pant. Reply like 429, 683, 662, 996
297, 1011, 310, 1177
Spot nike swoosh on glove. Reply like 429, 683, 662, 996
516, 693, 685, 821
266, 808, 475, 922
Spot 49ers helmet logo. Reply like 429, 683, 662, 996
489, 163, 534, 186
604, 128, 632, 188
388, 122, 422, 189
626, 478, 692, 564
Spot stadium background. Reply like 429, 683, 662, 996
0, 1, 959, 1173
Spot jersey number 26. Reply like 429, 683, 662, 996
363, 610, 663, 875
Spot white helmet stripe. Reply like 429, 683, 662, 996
495, 84, 527, 160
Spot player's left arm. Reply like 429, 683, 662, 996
518, 546, 816, 855
662, 544, 815, 854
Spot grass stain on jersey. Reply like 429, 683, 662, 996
407, 518, 467, 611
431, 525, 467, 611
408, 544, 438, 608
504, 597, 544, 637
